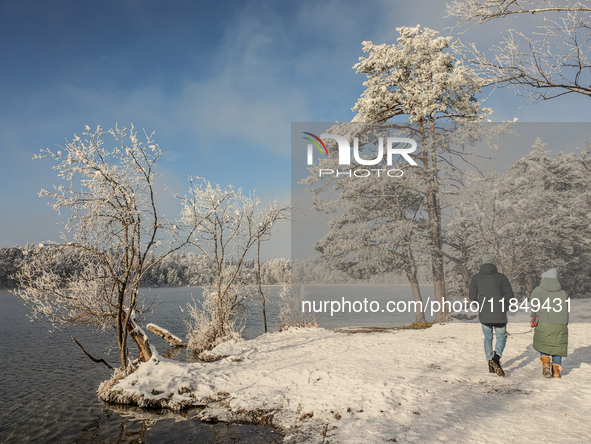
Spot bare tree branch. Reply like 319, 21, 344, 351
71, 336, 114, 370
448, 0, 591, 102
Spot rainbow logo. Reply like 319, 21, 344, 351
302, 132, 328, 156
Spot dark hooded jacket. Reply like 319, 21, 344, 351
469, 264, 514, 325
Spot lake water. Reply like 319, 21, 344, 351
0, 285, 432, 443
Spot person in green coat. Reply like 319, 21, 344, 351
529, 268, 568, 378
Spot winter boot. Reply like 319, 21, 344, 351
488, 352, 505, 377
540, 356, 552, 378
488, 361, 495, 373
552, 364, 562, 378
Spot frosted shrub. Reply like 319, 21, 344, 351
277, 285, 318, 331
184, 295, 217, 355
184, 286, 248, 355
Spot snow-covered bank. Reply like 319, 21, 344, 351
102, 299, 591, 443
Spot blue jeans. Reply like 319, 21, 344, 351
540, 352, 562, 366
482, 324, 507, 361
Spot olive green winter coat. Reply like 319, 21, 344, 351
529, 278, 569, 357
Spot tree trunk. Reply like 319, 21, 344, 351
423, 148, 449, 322
128, 320, 153, 363
458, 263, 471, 301
455, 232, 472, 300
256, 239, 268, 333
406, 269, 427, 323
117, 288, 127, 370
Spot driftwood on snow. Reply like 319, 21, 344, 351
146, 323, 187, 347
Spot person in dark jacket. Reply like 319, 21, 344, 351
530, 268, 568, 378
469, 254, 514, 377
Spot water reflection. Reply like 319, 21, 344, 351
71, 406, 191, 444
160, 345, 186, 360
71, 406, 282, 444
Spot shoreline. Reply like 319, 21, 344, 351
99, 300, 591, 443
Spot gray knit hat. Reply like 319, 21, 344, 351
541, 268, 557, 279
482, 254, 495, 265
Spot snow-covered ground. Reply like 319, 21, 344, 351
105, 299, 591, 443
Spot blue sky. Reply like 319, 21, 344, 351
1, 0, 589, 259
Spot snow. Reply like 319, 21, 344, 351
105, 298, 591, 443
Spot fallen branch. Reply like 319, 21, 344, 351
71, 336, 114, 370
147, 323, 187, 347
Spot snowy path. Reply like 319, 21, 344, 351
110, 300, 591, 443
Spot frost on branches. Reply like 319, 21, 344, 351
485, 139, 591, 295
12, 125, 201, 371
444, 137, 591, 298
447, 0, 591, 101
180, 179, 290, 355
352, 25, 490, 123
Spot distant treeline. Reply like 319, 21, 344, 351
0, 245, 422, 290
0, 245, 290, 289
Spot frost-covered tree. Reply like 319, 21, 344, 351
254, 202, 291, 333
447, 0, 591, 102
352, 26, 487, 123
0, 247, 23, 289
12, 125, 201, 371
181, 179, 290, 353
491, 139, 591, 295
314, 26, 490, 321
261, 257, 291, 285
311, 162, 430, 324
442, 168, 505, 299
447, 138, 591, 297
